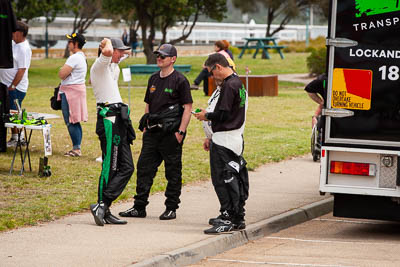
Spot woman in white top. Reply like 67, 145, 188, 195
58, 33, 88, 157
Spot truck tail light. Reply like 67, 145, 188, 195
330, 161, 376, 176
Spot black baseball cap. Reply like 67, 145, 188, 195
154, 44, 177, 57
111, 38, 130, 50
66, 33, 86, 47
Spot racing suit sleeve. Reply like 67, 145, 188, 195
206, 110, 230, 122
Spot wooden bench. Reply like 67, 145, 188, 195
129, 64, 192, 74
208, 75, 278, 96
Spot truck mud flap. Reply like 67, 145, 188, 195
334, 193, 400, 222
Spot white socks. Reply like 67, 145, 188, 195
11, 132, 24, 140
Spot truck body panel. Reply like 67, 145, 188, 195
320, 0, 400, 220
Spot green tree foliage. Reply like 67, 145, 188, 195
232, 0, 319, 37
12, 0, 66, 23
69, 0, 102, 34
158, 0, 226, 44
104, 0, 227, 64
314, 0, 330, 19
64, 0, 103, 58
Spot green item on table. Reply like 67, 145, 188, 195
22, 109, 27, 120
9, 114, 47, 126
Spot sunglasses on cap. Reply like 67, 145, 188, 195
157, 54, 169, 60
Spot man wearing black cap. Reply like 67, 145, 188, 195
0, 0, 16, 152
119, 44, 193, 220
89, 38, 136, 226
0, 20, 32, 148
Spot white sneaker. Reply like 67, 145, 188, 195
6, 139, 17, 148
20, 138, 26, 146
7, 138, 26, 147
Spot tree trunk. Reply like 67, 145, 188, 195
169, 10, 200, 45
140, 22, 156, 64
143, 42, 156, 64
262, 8, 275, 59
64, 44, 70, 58
160, 22, 168, 45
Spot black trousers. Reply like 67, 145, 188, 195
134, 131, 183, 211
209, 141, 249, 223
0, 83, 9, 152
194, 68, 210, 96
96, 111, 134, 207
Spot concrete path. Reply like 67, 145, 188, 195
278, 73, 314, 85
0, 154, 328, 267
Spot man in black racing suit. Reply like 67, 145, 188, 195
194, 53, 249, 234
119, 44, 193, 220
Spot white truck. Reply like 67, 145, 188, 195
320, 0, 400, 220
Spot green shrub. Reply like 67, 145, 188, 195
305, 46, 316, 53
230, 46, 240, 55
246, 49, 255, 55
306, 47, 327, 75
230, 46, 255, 55
279, 36, 326, 53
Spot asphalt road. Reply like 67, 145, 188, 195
191, 213, 400, 267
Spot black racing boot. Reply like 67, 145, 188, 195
233, 220, 246, 230
119, 207, 147, 218
90, 202, 107, 226
159, 209, 176, 220
104, 210, 127, 225
204, 220, 233, 234
232, 214, 246, 230
209, 210, 231, 226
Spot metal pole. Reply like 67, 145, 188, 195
305, 6, 310, 47
128, 80, 131, 108
45, 16, 49, 58
245, 66, 249, 90
306, 7, 310, 47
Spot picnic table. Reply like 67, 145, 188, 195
237, 37, 286, 59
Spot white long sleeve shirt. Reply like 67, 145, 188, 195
90, 54, 122, 104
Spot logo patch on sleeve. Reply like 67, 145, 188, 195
228, 161, 240, 173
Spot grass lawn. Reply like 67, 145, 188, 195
0, 53, 314, 231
